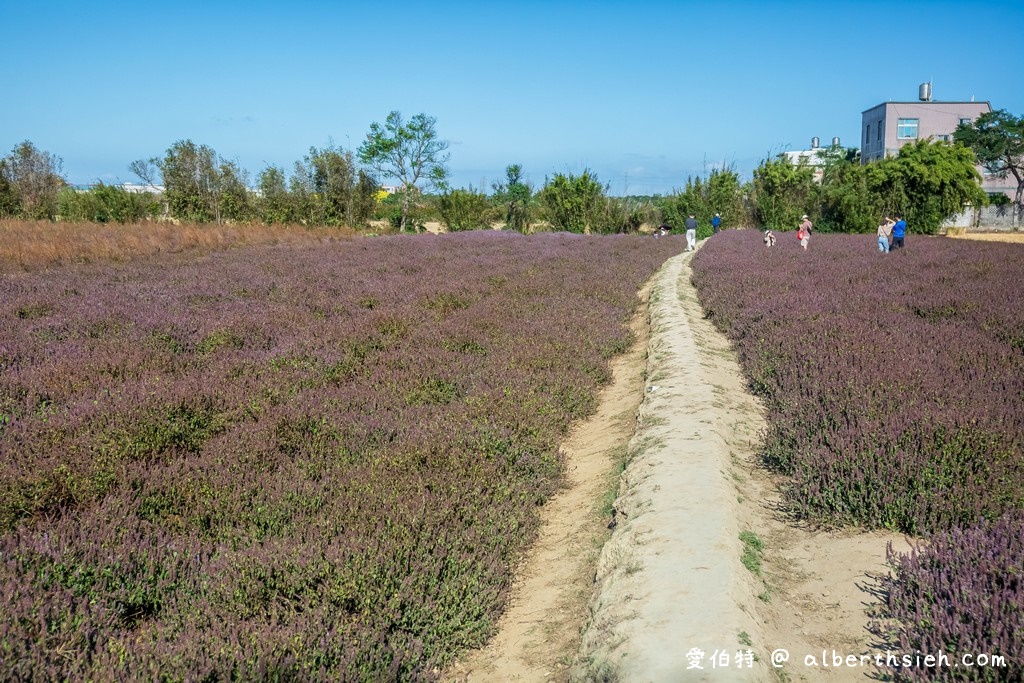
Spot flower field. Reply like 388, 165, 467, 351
0, 232, 682, 680
691, 231, 1023, 680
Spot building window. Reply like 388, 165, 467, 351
877, 121, 883, 142
897, 118, 919, 139
959, 117, 972, 126
865, 124, 870, 145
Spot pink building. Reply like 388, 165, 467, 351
860, 84, 1014, 199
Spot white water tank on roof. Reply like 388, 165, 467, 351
919, 82, 933, 101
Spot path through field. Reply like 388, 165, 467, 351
447, 247, 909, 682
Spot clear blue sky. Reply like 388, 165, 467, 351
3, 0, 1021, 196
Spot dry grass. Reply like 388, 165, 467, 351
946, 231, 1024, 244
0, 219, 365, 272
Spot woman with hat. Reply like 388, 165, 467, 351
797, 214, 812, 250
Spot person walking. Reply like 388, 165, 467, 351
711, 213, 721, 235
797, 214, 812, 250
878, 217, 894, 253
891, 215, 907, 249
685, 214, 697, 251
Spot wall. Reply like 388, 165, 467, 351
946, 204, 1022, 230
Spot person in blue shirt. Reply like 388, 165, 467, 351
891, 215, 907, 249
712, 213, 721, 234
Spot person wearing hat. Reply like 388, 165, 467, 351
797, 214, 812, 250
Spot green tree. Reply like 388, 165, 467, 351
867, 139, 986, 234
357, 111, 450, 232
216, 159, 253, 223
151, 140, 220, 222
256, 165, 295, 224
438, 187, 491, 231
1, 141, 65, 219
954, 109, 1024, 223
660, 165, 744, 237
538, 170, 606, 233
290, 145, 377, 227
491, 164, 533, 232
750, 155, 816, 230
0, 159, 17, 217
815, 147, 877, 232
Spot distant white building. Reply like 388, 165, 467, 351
120, 182, 164, 194
780, 137, 842, 183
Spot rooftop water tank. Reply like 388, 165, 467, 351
811, 137, 820, 149
919, 82, 933, 102
832, 136, 841, 147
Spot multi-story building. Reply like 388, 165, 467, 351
860, 84, 1014, 200
781, 137, 843, 183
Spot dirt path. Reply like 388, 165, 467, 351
445, 281, 654, 682
450, 246, 911, 682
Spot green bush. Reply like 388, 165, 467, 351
538, 170, 606, 233
57, 184, 161, 223
438, 187, 492, 231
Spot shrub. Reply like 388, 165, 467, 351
438, 187, 492, 231
873, 512, 1024, 682
57, 184, 161, 224
538, 170, 607, 233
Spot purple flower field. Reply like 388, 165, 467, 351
0, 232, 682, 680
692, 231, 1023, 680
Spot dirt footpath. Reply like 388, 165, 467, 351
450, 246, 910, 683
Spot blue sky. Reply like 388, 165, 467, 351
3, 0, 1022, 196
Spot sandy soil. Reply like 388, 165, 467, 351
946, 232, 1024, 243
448, 243, 912, 683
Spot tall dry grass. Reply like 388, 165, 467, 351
0, 220, 361, 272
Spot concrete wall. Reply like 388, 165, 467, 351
946, 204, 1022, 230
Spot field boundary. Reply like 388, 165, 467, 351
573, 248, 769, 681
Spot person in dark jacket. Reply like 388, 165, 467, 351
685, 214, 697, 251
712, 213, 721, 234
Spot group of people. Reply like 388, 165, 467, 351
760, 213, 908, 252
684, 212, 721, 251
655, 213, 722, 250
662, 212, 908, 253
762, 213, 812, 249
877, 215, 907, 253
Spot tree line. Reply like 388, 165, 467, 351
2, 109, 1021, 234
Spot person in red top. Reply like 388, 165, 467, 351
797, 214, 812, 250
